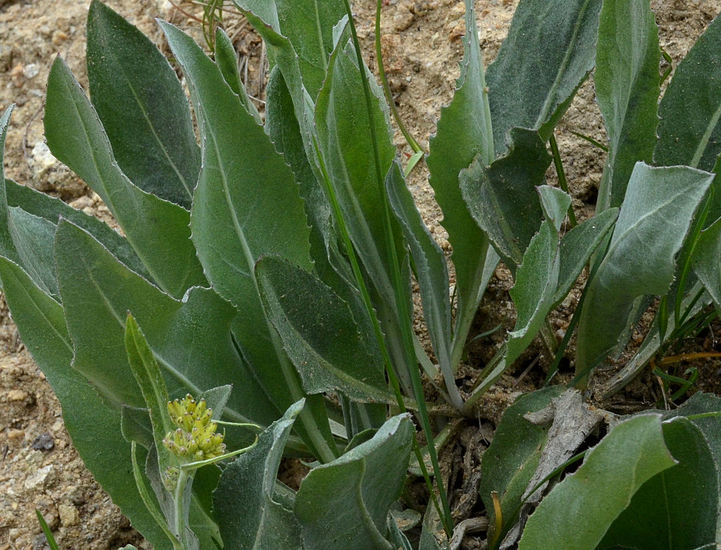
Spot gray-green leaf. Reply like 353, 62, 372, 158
486, 0, 602, 156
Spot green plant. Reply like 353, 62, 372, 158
5, 0, 721, 548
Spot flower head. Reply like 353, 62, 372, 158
162, 394, 225, 461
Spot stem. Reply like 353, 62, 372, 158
548, 133, 577, 227
375, 0, 424, 156
173, 469, 191, 549
340, 1, 453, 535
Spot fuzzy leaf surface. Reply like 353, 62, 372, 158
486, 0, 602, 156
54, 220, 278, 429
256, 256, 390, 404
214, 401, 304, 550
599, 417, 717, 550
459, 128, 550, 269
576, 163, 713, 374
518, 414, 677, 550
87, 1, 199, 207
44, 57, 204, 298
595, 0, 659, 210
295, 414, 414, 550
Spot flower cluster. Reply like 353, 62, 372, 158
162, 394, 226, 461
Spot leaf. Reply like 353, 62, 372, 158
256, 256, 391, 404
44, 56, 204, 298
486, 0, 602, 156
160, 21, 312, 310
295, 414, 414, 550
214, 400, 305, 550
54, 219, 279, 431
553, 208, 618, 305
233, 0, 345, 100
386, 162, 460, 407
506, 221, 559, 366
692, 216, 721, 308
655, 14, 721, 171
124, 314, 175, 474
599, 417, 717, 550
518, 414, 677, 550
576, 163, 714, 375
7, 207, 58, 298
537, 186, 572, 232
479, 387, 563, 547
4, 179, 148, 279
314, 36, 400, 306
459, 128, 550, 269
426, 0, 494, 353
595, 0, 659, 211
214, 27, 262, 124
0, 257, 173, 549
86, 0, 199, 208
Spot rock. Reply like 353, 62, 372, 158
59, 503, 79, 526
7, 389, 28, 402
7, 429, 24, 442
31, 433, 54, 452
24, 464, 55, 491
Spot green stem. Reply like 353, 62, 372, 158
340, 1, 453, 535
549, 133, 577, 227
375, 0, 424, 157
173, 469, 191, 549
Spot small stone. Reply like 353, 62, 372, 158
52, 30, 68, 46
7, 389, 28, 402
30, 142, 58, 176
23, 63, 39, 79
31, 433, 54, 452
24, 464, 55, 491
7, 429, 24, 442
58, 503, 79, 526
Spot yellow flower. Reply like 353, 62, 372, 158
162, 394, 226, 461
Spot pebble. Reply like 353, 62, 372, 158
7, 389, 28, 402
31, 433, 55, 452
7, 429, 24, 442
24, 464, 55, 491
59, 503, 79, 526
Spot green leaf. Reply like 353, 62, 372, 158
553, 208, 618, 305
54, 219, 278, 430
576, 163, 714, 375
518, 414, 677, 550
256, 256, 391, 404
86, 0, 199, 208
214, 400, 305, 550
506, 221, 559, 366
4, 179, 148, 279
479, 387, 563, 546
0, 257, 173, 549
124, 314, 175, 474
7, 207, 58, 298
599, 417, 717, 550
486, 0, 602, 156
655, 14, 721, 171
295, 414, 414, 550
214, 27, 262, 124
314, 36, 399, 306
537, 186, 572, 232
595, 0, 659, 211
426, 0, 494, 360
386, 162, 460, 407
44, 56, 204, 298
459, 128, 550, 269
692, 216, 721, 308
233, 0, 345, 100
160, 21, 312, 310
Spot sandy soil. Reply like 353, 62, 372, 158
0, 0, 719, 548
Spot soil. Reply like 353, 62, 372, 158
0, 0, 719, 548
